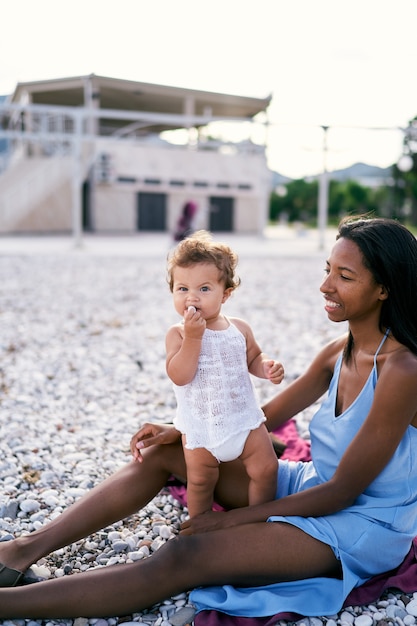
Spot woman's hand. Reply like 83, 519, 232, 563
180, 510, 233, 535
130, 422, 181, 462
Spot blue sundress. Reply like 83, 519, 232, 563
191, 332, 417, 617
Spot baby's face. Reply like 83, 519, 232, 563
172, 263, 228, 320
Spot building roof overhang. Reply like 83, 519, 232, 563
10, 74, 271, 134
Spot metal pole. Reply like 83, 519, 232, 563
318, 125, 329, 250
72, 110, 83, 248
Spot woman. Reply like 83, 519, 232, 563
0, 216, 417, 620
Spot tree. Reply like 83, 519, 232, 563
391, 117, 417, 225
270, 178, 389, 225
270, 179, 318, 223
328, 180, 378, 222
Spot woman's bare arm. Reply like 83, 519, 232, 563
262, 336, 344, 431
182, 348, 417, 535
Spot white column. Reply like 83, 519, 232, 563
83, 75, 99, 135
183, 96, 196, 147
72, 110, 83, 248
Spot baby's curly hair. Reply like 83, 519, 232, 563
167, 230, 241, 293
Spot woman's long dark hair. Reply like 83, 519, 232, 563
337, 216, 417, 360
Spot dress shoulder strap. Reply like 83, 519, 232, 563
373, 328, 390, 366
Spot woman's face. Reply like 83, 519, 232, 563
320, 237, 387, 324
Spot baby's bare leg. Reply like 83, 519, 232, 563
240, 425, 278, 505
183, 442, 219, 517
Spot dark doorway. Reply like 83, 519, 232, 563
209, 196, 234, 232
82, 179, 92, 231
137, 192, 166, 231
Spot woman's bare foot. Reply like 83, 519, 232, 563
0, 537, 33, 576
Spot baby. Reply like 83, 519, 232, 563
166, 230, 284, 517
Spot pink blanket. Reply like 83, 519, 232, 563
167, 420, 417, 625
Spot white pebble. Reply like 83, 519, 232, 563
107, 531, 121, 542
354, 615, 373, 626
151, 538, 164, 551
169, 607, 196, 626
407, 601, 417, 617
158, 524, 172, 539
64, 487, 87, 499
112, 540, 128, 553
139, 545, 150, 557
19, 499, 40, 513
30, 564, 51, 579
372, 612, 386, 621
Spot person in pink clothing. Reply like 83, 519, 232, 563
173, 201, 198, 242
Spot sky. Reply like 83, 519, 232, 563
2, 0, 417, 179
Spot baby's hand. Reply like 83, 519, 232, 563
264, 360, 284, 385
183, 305, 206, 339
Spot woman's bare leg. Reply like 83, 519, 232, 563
0, 442, 253, 576
240, 426, 278, 506
0, 522, 341, 619
0, 441, 187, 574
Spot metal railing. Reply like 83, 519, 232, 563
0, 102, 267, 245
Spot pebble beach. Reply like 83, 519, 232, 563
0, 226, 415, 626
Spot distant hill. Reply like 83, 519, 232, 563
271, 171, 294, 186
326, 162, 393, 183
271, 162, 393, 188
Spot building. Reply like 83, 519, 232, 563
0, 74, 272, 236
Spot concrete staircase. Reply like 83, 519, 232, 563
0, 155, 74, 233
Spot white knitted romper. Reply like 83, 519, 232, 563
173, 321, 266, 460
